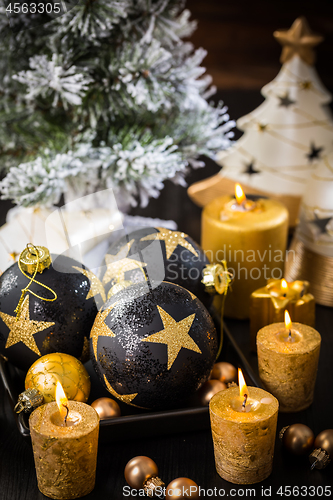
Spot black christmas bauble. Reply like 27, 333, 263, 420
90, 281, 218, 410
0, 252, 104, 371
102, 227, 213, 308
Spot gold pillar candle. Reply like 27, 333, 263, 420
209, 370, 278, 485
249, 279, 315, 350
201, 186, 289, 319
29, 383, 99, 500
257, 315, 321, 412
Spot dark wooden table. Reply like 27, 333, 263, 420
1, 91, 333, 499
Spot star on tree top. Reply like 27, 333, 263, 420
273, 17, 323, 65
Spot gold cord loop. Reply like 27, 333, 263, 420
15, 244, 57, 320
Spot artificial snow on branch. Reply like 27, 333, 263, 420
13, 54, 92, 108
0, 0, 234, 207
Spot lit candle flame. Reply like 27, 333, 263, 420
281, 279, 288, 293
284, 310, 292, 330
238, 368, 248, 399
235, 183, 246, 205
55, 381, 69, 421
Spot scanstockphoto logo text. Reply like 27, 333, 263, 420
123, 485, 332, 497
122, 485, 257, 497
166, 246, 296, 282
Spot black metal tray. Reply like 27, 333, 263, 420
0, 317, 260, 442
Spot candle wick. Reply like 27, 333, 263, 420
300, 286, 305, 298
283, 293, 287, 298
63, 404, 69, 426
241, 394, 248, 412
288, 329, 292, 341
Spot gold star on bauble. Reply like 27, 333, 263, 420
103, 240, 147, 285
103, 374, 139, 406
73, 266, 106, 302
141, 306, 201, 370
140, 228, 198, 260
274, 17, 323, 65
0, 295, 55, 355
90, 303, 117, 359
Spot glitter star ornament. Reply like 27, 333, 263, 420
102, 227, 213, 308
90, 281, 218, 410
141, 228, 199, 260
0, 295, 54, 356
142, 306, 200, 370
0, 246, 99, 371
102, 239, 147, 287
188, 17, 333, 228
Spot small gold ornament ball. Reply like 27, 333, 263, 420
210, 362, 237, 384
91, 397, 121, 419
197, 379, 226, 406
25, 352, 91, 403
165, 478, 199, 499
124, 456, 159, 489
281, 424, 314, 455
314, 429, 333, 457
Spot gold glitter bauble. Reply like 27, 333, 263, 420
91, 397, 121, 419
210, 362, 237, 384
25, 352, 91, 403
165, 478, 199, 499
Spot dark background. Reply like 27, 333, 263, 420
187, 0, 333, 91
1, 2, 333, 499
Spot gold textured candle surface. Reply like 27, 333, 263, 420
209, 386, 278, 484
249, 279, 315, 350
257, 322, 321, 412
201, 196, 289, 319
29, 401, 99, 499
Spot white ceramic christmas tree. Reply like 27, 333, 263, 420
285, 150, 333, 306
188, 18, 333, 226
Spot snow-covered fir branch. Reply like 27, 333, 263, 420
0, 136, 186, 208
0, 147, 99, 206
13, 54, 92, 108
0, 0, 234, 207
